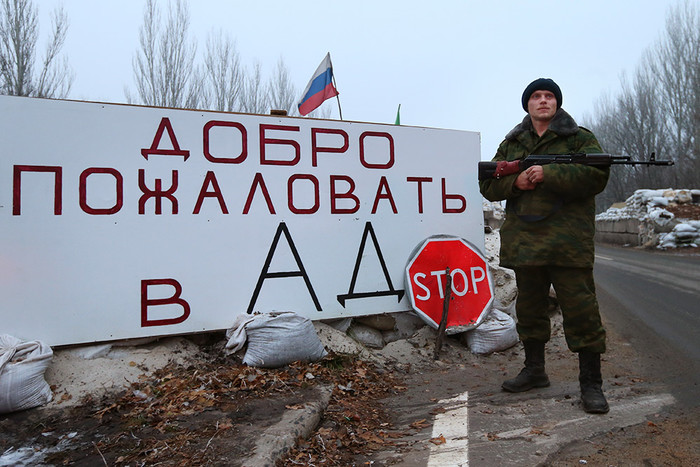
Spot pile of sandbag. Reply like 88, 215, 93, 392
459, 300, 519, 355
0, 335, 53, 414
658, 221, 700, 248
596, 188, 700, 248
226, 312, 327, 368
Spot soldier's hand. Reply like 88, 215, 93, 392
515, 166, 544, 190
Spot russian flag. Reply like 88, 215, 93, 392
298, 53, 339, 116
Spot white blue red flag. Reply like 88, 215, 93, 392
298, 52, 339, 116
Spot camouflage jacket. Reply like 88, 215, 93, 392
479, 109, 609, 268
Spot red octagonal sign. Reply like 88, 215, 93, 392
405, 236, 494, 333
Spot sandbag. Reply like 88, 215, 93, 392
347, 323, 384, 349
463, 309, 519, 355
0, 334, 54, 414
226, 312, 327, 368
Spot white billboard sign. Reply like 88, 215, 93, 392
0, 96, 482, 346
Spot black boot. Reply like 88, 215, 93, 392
579, 351, 609, 414
502, 340, 550, 392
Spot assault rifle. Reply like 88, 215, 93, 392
478, 153, 674, 181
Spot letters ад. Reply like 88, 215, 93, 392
0, 96, 482, 346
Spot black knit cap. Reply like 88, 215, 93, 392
521, 78, 562, 111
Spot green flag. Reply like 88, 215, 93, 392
395, 104, 401, 125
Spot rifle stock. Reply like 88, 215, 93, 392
478, 153, 673, 181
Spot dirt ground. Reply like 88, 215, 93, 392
3, 205, 698, 465
2, 307, 699, 466
0, 333, 406, 466
666, 203, 700, 220
545, 415, 700, 467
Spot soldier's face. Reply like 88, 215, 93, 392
528, 90, 557, 122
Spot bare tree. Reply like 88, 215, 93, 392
589, 66, 673, 211
239, 60, 269, 114
585, 0, 699, 209
618, 66, 668, 186
0, 0, 72, 97
125, 0, 341, 119
201, 30, 243, 112
127, 0, 199, 108
267, 57, 297, 115
648, 0, 699, 187
584, 95, 629, 211
307, 105, 333, 119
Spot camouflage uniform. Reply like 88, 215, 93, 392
480, 109, 609, 353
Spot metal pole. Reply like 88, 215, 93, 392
332, 74, 343, 120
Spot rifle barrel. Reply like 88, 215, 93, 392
608, 159, 674, 166
478, 152, 674, 181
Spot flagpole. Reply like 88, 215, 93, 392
332, 74, 343, 120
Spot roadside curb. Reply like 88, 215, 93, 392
241, 384, 334, 466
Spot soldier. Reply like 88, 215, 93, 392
479, 78, 610, 414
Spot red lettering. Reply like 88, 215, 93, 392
330, 175, 360, 214
141, 279, 191, 327
243, 172, 276, 214
371, 176, 398, 214
79, 168, 123, 215
359, 131, 395, 169
288, 174, 320, 214
407, 176, 433, 213
203, 120, 247, 164
141, 117, 190, 160
442, 178, 466, 213
193, 171, 228, 214
311, 127, 349, 167
13, 165, 62, 215
259, 124, 301, 166
138, 169, 179, 215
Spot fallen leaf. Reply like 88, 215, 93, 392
410, 419, 430, 429
217, 420, 233, 430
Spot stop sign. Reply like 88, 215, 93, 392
405, 236, 494, 334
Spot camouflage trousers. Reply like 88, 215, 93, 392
514, 266, 606, 353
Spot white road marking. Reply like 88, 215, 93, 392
428, 391, 469, 467
595, 254, 614, 261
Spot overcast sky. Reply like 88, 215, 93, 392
38, 0, 682, 159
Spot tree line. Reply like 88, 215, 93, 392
583, 0, 699, 211
0, 0, 329, 117
0, 0, 71, 97
1, 0, 697, 204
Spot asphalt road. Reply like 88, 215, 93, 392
594, 244, 700, 407
380, 245, 700, 466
